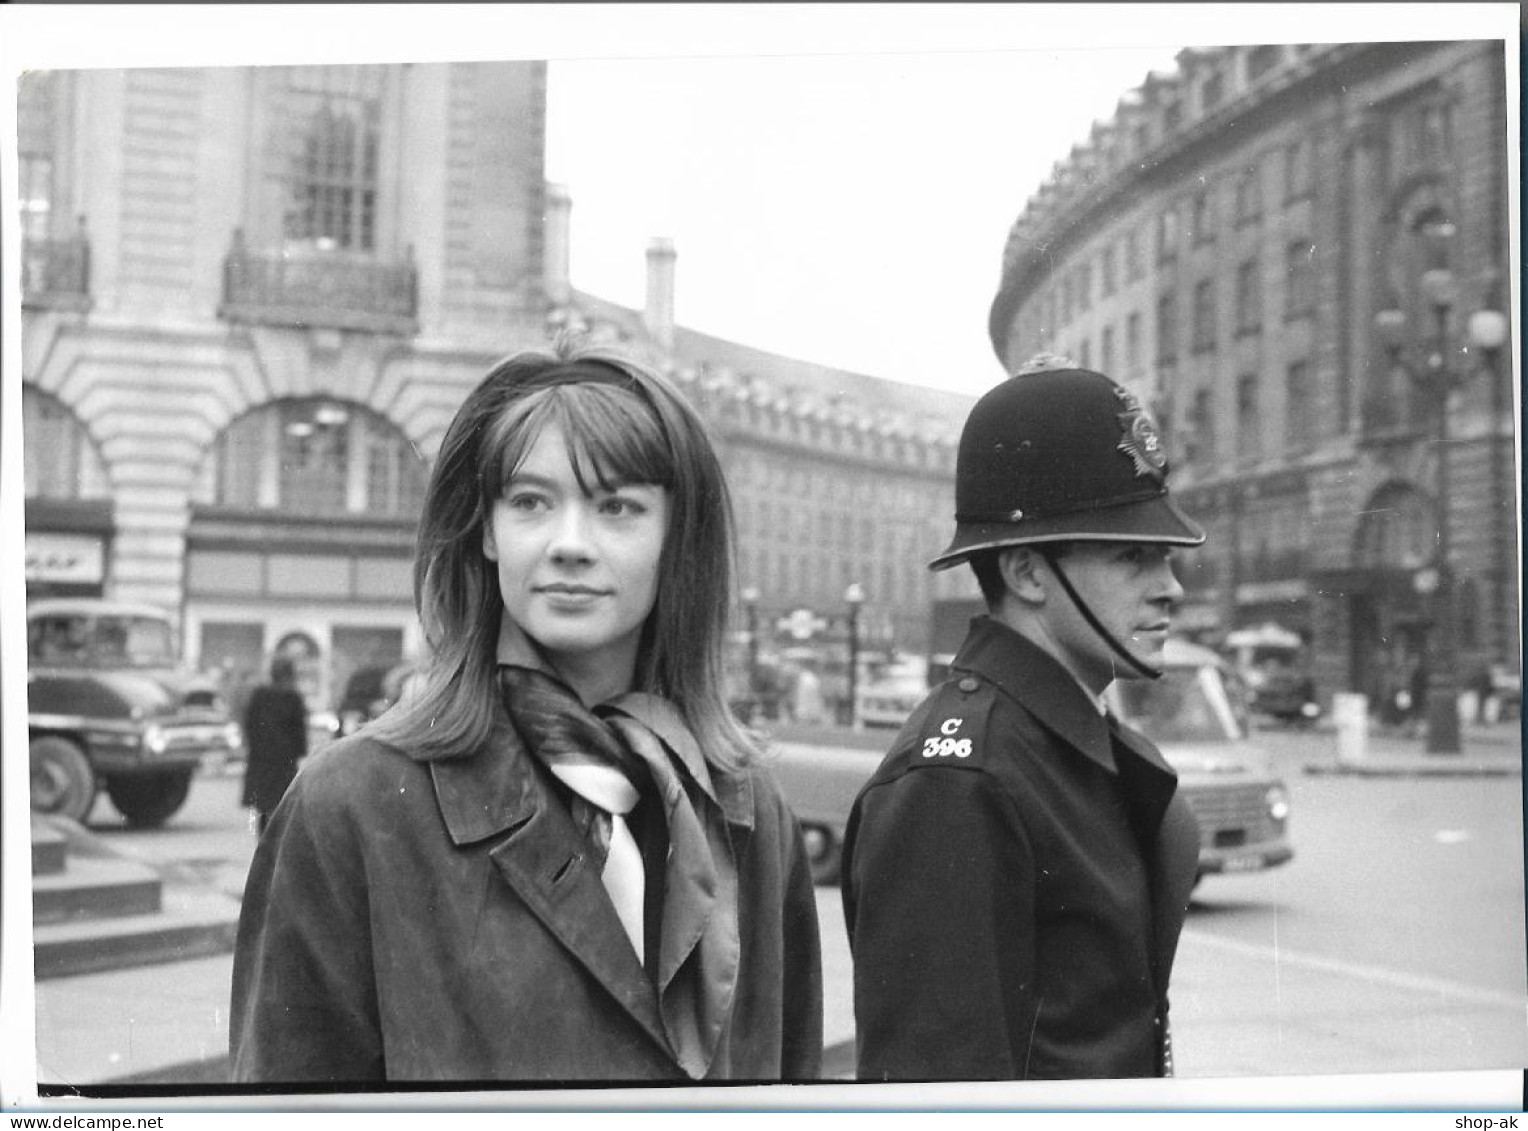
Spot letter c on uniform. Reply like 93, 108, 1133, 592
940, 718, 963, 736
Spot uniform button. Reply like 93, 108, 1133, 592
958, 677, 979, 693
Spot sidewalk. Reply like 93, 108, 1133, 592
35, 954, 233, 1087
1294, 718, 1522, 778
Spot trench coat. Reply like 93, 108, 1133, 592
239, 684, 306, 815
841, 615, 1200, 1081
229, 709, 823, 1084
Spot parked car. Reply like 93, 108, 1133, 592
855, 655, 929, 729
334, 661, 418, 737
770, 638, 1293, 886
1109, 639, 1294, 882
27, 598, 243, 826
1225, 621, 1320, 726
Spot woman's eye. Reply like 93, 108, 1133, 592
505, 492, 548, 513
600, 496, 645, 517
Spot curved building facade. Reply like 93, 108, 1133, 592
987, 41, 1516, 708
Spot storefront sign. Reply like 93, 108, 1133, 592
25, 533, 105, 584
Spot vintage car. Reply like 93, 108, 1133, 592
333, 660, 418, 737
1108, 639, 1294, 881
855, 655, 930, 729
770, 638, 1293, 886
27, 598, 243, 826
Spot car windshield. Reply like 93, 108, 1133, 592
29, 613, 178, 669
1115, 664, 1245, 743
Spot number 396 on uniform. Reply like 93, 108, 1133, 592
922, 718, 971, 759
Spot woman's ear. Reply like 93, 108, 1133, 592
998, 546, 1046, 606
482, 516, 498, 562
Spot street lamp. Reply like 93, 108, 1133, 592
741, 586, 761, 716
844, 582, 866, 730
1373, 213, 1507, 754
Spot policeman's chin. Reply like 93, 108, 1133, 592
1115, 632, 1171, 680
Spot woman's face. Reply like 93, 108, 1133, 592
483, 423, 670, 695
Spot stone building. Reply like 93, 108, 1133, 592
17, 61, 975, 711
986, 41, 1517, 710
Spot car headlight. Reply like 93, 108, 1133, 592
224, 721, 244, 749
144, 724, 168, 754
1265, 784, 1290, 823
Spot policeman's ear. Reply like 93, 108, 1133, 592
998, 547, 1047, 607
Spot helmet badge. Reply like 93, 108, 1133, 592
1114, 387, 1167, 481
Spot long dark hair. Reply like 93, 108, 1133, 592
368, 336, 756, 770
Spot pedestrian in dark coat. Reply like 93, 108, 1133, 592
842, 358, 1205, 1081
240, 655, 306, 835
230, 338, 823, 1084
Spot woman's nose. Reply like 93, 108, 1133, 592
547, 501, 595, 562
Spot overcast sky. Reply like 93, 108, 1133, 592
544, 46, 1182, 395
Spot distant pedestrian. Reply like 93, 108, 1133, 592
792, 665, 826, 724
229, 338, 822, 1083
842, 359, 1203, 1081
239, 656, 307, 835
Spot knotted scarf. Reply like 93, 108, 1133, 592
497, 664, 740, 1079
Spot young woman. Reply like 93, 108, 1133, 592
229, 340, 823, 1084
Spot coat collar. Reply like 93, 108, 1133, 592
429, 724, 674, 1059
954, 615, 1120, 775
425, 704, 755, 1074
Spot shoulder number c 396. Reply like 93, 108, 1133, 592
922, 717, 971, 758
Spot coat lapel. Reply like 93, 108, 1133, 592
1108, 717, 1198, 998
428, 723, 673, 1061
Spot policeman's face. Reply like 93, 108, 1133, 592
1038, 541, 1184, 685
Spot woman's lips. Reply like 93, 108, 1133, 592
538, 584, 610, 608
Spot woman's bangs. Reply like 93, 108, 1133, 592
483, 384, 672, 498
481, 393, 550, 499
557, 385, 674, 494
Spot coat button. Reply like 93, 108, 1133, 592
958, 677, 979, 693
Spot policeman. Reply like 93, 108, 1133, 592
841, 358, 1206, 1081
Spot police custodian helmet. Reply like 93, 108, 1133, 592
930, 359, 1206, 571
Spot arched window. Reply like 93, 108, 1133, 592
22, 385, 110, 500
1354, 482, 1435, 570
194, 398, 425, 519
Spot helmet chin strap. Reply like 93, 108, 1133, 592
1037, 547, 1163, 681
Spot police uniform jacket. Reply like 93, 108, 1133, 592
841, 615, 1199, 1081
229, 713, 823, 1084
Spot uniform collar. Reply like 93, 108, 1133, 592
952, 615, 1121, 775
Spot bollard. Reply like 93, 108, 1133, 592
1333, 692, 1368, 766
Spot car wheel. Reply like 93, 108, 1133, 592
30, 736, 97, 823
105, 769, 193, 828
801, 823, 843, 886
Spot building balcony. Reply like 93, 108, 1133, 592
22, 221, 92, 313
218, 230, 418, 336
